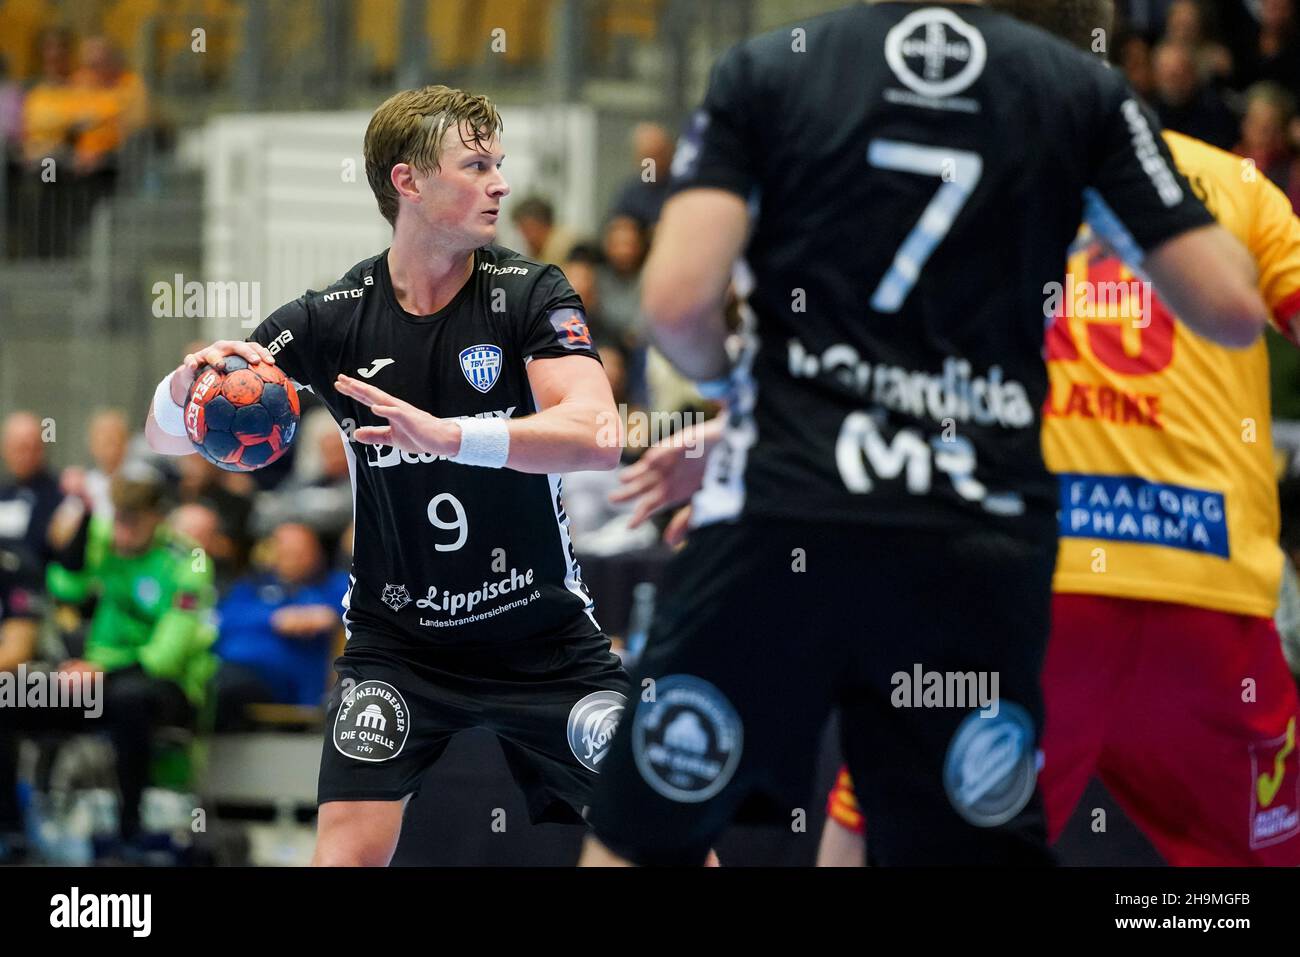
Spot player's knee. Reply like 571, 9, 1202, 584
311, 839, 392, 867
313, 800, 405, 867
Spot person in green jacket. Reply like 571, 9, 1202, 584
1, 464, 216, 843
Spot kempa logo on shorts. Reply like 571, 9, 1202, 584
334, 680, 409, 762
567, 690, 626, 773
943, 701, 1038, 827
884, 7, 987, 100
632, 675, 742, 803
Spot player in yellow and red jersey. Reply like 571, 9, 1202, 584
815, 0, 1300, 866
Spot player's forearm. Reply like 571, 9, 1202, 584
646, 305, 731, 382
490, 402, 623, 474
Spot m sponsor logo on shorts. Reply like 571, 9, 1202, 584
380, 583, 412, 611
567, 690, 626, 773
1249, 716, 1300, 849
49, 887, 151, 937
891, 664, 999, 718
632, 675, 742, 803
942, 701, 1038, 827
333, 680, 409, 762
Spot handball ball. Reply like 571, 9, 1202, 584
184, 356, 300, 471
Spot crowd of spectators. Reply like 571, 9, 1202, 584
0, 400, 357, 859
1, 26, 150, 257
1115, 1, 1300, 206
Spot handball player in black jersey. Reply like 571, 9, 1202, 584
582, 0, 1271, 866
145, 86, 630, 865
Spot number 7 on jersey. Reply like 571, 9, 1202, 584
868, 140, 983, 313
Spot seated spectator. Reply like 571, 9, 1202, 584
169, 501, 239, 591
68, 36, 148, 177
1235, 82, 1300, 208
563, 243, 615, 345
5, 466, 218, 847
19, 27, 76, 167
61, 407, 130, 519
509, 195, 575, 265
174, 451, 256, 574
0, 411, 63, 563
250, 410, 352, 548
1232, 0, 1300, 96
609, 122, 675, 229
0, 541, 45, 861
1151, 40, 1240, 149
595, 214, 649, 345
1116, 31, 1156, 100
1164, 0, 1234, 81
212, 522, 348, 731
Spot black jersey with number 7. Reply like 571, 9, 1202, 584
670, 2, 1214, 539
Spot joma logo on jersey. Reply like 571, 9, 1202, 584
459, 344, 502, 393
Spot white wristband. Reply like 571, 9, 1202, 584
153, 373, 189, 437
450, 417, 510, 468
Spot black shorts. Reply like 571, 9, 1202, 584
318, 627, 630, 825
586, 519, 1058, 865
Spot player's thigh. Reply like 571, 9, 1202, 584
487, 631, 632, 825
1102, 608, 1300, 865
1040, 593, 1142, 843
843, 528, 1056, 865
587, 521, 836, 865
313, 797, 410, 867
317, 643, 457, 808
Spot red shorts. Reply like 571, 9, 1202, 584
828, 594, 1300, 864
1041, 593, 1300, 865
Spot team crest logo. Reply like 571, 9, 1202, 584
942, 701, 1038, 827
381, 583, 411, 611
333, 680, 410, 762
884, 7, 987, 100
632, 675, 742, 803
567, 690, 626, 773
459, 344, 503, 394
1250, 716, 1300, 849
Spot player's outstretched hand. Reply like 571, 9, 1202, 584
609, 417, 724, 529
334, 374, 460, 456
170, 339, 277, 405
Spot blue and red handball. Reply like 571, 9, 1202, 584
184, 357, 300, 471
